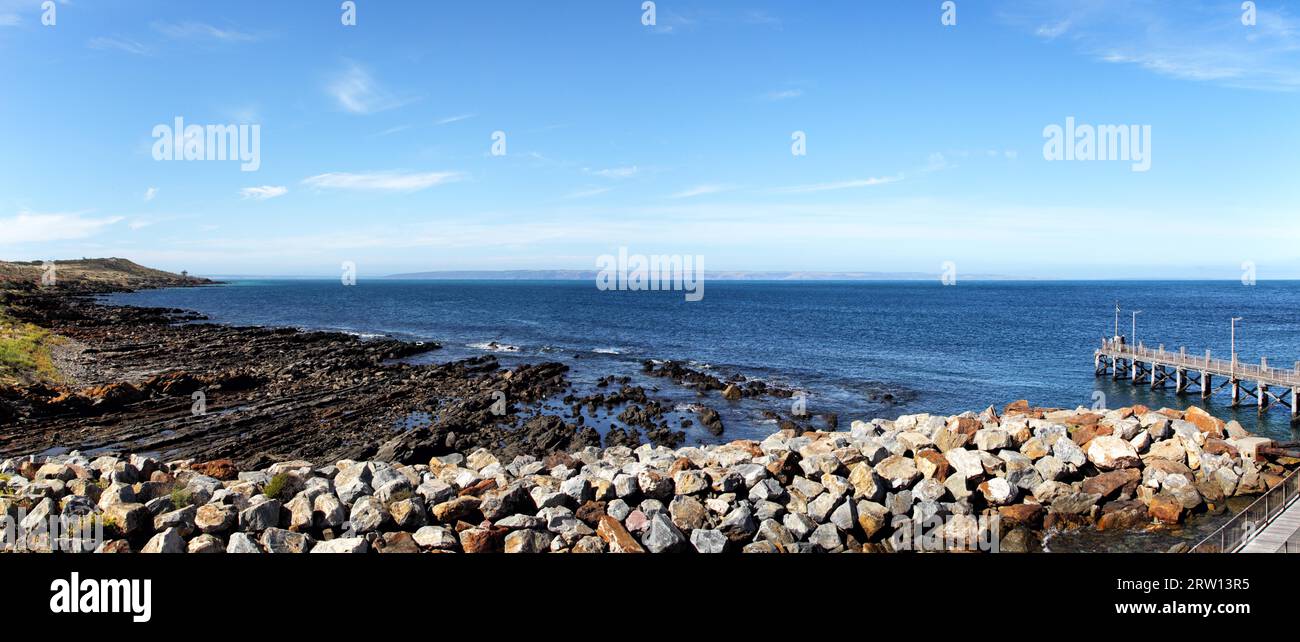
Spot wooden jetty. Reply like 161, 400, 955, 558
1095, 338, 1300, 419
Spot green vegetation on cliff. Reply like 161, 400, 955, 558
0, 306, 61, 385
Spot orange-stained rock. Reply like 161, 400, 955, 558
998, 503, 1044, 528
190, 459, 239, 481
1184, 406, 1225, 438
723, 440, 763, 458
1148, 493, 1185, 524
1071, 423, 1113, 447
668, 457, 697, 475
457, 478, 497, 497
915, 450, 951, 482
596, 515, 645, 553
1097, 499, 1149, 531
1003, 400, 1030, 415
1081, 468, 1141, 500
1202, 439, 1238, 457
459, 526, 506, 553
1063, 412, 1102, 427
79, 382, 145, 407
948, 416, 982, 436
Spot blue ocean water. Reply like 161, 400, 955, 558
106, 280, 1300, 443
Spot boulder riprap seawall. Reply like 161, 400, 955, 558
2, 401, 1291, 553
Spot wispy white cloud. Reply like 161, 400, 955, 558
143, 187, 158, 201
1035, 20, 1071, 39
669, 184, 738, 199
770, 175, 901, 194
152, 21, 257, 42
763, 89, 803, 101
743, 10, 782, 28
566, 186, 613, 199
1006, 0, 1300, 91
302, 171, 465, 192
88, 36, 150, 55
372, 124, 412, 138
0, 211, 123, 244
327, 61, 414, 114
587, 165, 640, 179
239, 185, 288, 200
436, 113, 475, 125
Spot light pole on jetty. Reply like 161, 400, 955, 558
1095, 313, 1300, 420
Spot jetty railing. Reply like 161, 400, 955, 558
1099, 340, 1300, 387
1189, 468, 1300, 553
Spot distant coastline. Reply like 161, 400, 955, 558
380, 270, 1025, 281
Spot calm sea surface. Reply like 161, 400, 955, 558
107, 279, 1300, 443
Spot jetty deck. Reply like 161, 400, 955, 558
1095, 339, 1300, 417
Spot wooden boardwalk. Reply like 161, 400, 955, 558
1240, 501, 1300, 553
1095, 339, 1300, 417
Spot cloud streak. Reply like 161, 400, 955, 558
0, 211, 123, 245
240, 185, 288, 200
1007, 0, 1300, 91
88, 36, 150, 55
436, 113, 475, 125
770, 175, 901, 194
302, 171, 465, 192
152, 21, 257, 42
327, 62, 415, 114
587, 166, 639, 179
669, 184, 737, 199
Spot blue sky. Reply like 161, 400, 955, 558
1, 0, 1298, 278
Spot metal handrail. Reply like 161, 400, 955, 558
1099, 340, 1300, 387
1189, 468, 1300, 553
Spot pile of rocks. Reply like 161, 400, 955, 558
1, 401, 1290, 553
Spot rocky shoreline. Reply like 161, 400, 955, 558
2, 282, 814, 467
2, 263, 1296, 553
2, 400, 1293, 553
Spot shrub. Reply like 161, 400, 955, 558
263, 473, 291, 501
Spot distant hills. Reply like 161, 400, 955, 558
0, 258, 208, 290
